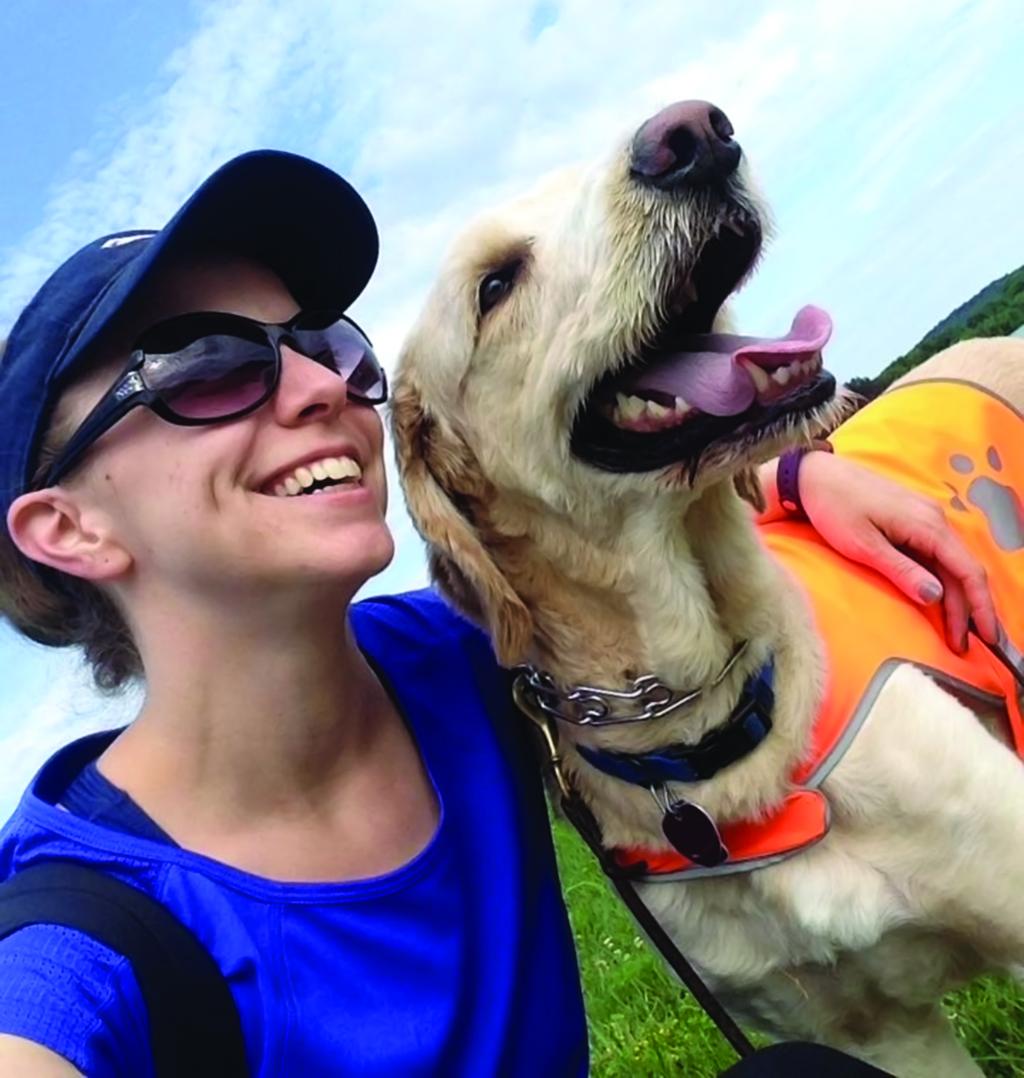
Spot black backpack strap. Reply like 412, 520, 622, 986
0, 861, 248, 1078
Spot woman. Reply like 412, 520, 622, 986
0, 150, 994, 1076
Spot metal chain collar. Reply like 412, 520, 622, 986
512, 639, 749, 728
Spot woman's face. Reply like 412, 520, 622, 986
59, 252, 394, 603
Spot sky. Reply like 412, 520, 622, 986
0, 0, 1022, 814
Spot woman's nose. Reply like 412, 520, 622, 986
272, 345, 349, 425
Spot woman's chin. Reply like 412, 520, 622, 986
204, 514, 397, 597
309, 522, 396, 588
360, 529, 397, 579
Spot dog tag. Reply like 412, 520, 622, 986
662, 800, 728, 867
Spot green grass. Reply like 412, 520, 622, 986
551, 817, 1024, 1077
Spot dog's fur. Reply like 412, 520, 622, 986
391, 117, 1024, 1075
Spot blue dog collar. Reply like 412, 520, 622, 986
575, 661, 775, 787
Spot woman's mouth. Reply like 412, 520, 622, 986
262, 454, 364, 497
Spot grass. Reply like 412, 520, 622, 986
551, 817, 1024, 1077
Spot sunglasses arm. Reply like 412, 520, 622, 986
41, 372, 150, 488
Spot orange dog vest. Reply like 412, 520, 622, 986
618, 380, 1024, 880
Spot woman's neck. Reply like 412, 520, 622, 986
101, 582, 398, 830
97, 580, 441, 881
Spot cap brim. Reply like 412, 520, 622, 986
59, 150, 378, 383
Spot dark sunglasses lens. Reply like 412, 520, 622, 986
143, 334, 277, 420
291, 319, 388, 404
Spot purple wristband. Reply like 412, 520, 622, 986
776, 441, 833, 516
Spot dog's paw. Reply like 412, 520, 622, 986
945, 446, 1024, 552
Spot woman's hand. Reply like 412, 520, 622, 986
793, 450, 998, 653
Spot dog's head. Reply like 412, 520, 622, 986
394, 100, 839, 661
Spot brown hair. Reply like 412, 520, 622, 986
0, 351, 142, 692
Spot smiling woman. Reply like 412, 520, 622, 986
0, 151, 588, 1078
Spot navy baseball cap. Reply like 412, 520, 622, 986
0, 149, 378, 523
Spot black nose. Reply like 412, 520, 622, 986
630, 100, 741, 190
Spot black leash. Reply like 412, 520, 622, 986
513, 679, 756, 1060
559, 788, 756, 1060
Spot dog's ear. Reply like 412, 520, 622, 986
391, 378, 535, 666
733, 467, 766, 513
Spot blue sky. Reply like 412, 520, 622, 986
1, 0, 1023, 813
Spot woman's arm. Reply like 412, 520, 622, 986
0, 926, 150, 1078
0, 1035, 84, 1077
757, 450, 998, 654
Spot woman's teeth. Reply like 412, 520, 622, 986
271, 455, 362, 497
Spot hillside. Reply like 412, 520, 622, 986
847, 262, 1024, 397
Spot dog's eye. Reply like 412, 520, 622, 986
478, 262, 521, 317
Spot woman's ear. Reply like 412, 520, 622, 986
6, 490, 132, 582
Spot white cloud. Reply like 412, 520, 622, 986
1, 0, 1022, 776
0, 0, 321, 328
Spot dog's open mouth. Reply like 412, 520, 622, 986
571, 213, 836, 474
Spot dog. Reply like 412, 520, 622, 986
391, 99, 1024, 1076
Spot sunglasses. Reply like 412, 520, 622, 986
42, 309, 388, 487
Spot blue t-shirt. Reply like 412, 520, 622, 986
61, 759, 177, 845
0, 590, 587, 1077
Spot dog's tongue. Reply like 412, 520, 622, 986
628, 305, 833, 416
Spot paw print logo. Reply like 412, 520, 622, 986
946, 446, 1024, 552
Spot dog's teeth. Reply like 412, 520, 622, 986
772, 365, 792, 387
740, 358, 771, 394
611, 394, 650, 425
612, 390, 696, 430
624, 395, 646, 420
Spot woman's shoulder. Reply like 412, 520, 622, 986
354, 586, 480, 632
352, 588, 518, 741
0, 806, 156, 1076
0, 923, 150, 1077
352, 587, 495, 660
